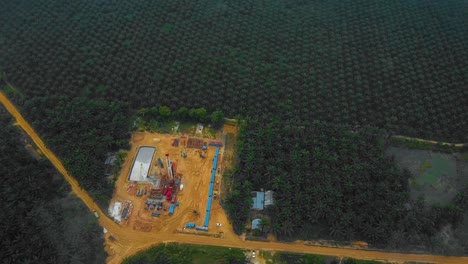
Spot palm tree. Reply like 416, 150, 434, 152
259, 218, 271, 234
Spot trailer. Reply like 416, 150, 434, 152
196, 226, 208, 232
209, 142, 223, 147
121, 207, 129, 219
169, 204, 175, 215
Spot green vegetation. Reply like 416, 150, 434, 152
112, 150, 128, 177
272, 252, 327, 264
264, 252, 385, 264
136, 106, 225, 131
0, 0, 466, 142
344, 259, 382, 264
0, 0, 467, 258
22, 96, 131, 206
0, 115, 106, 263
122, 243, 246, 264
388, 147, 465, 207
461, 154, 468, 161
225, 118, 466, 251
419, 161, 432, 172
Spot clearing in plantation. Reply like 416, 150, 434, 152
109, 124, 238, 237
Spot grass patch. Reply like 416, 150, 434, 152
2, 85, 24, 99
224, 118, 238, 126
261, 251, 274, 264
164, 121, 179, 134
179, 122, 196, 134
419, 161, 432, 172
122, 243, 245, 264
460, 154, 468, 161
418, 172, 438, 186
203, 126, 218, 139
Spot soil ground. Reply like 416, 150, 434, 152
110, 128, 239, 239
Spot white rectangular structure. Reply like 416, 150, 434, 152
128, 146, 156, 182
111, 202, 122, 222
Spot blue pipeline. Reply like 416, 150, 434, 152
204, 147, 219, 227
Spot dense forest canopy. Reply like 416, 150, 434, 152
1, 0, 467, 141
224, 118, 468, 253
0, 115, 106, 263
1, 0, 467, 259
19, 96, 131, 205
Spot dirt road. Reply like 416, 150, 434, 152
1, 91, 467, 264
392, 135, 467, 147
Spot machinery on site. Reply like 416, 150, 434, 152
185, 222, 195, 229
169, 204, 175, 215
157, 157, 164, 168
166, 153, 173, 180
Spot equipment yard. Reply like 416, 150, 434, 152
110, 129, 235, 236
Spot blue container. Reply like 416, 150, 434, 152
169, 204, 175, 215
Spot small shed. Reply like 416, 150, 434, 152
252, 219, 261, 230
264, 190, 274, 206
251, 191, 265, 210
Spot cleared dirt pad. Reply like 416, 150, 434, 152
111, 131, 239, 237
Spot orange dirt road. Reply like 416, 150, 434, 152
1, 91, 467, 264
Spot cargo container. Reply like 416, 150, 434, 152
185, 222, 195, 228
169, 204, 175, 215
151, 213, 160, 217
196, 226, 208, 231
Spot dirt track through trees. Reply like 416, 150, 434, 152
1, 91, 467, 264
